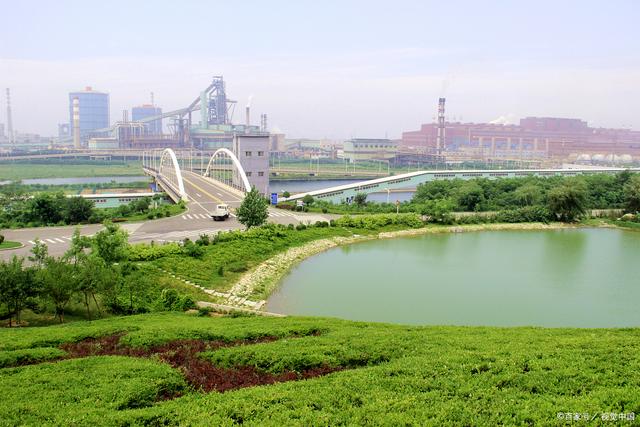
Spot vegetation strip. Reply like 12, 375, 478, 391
15, 332, 342, 396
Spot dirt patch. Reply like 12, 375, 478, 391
59, 334, 341, 394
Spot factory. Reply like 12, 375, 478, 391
399, 99, 640, 164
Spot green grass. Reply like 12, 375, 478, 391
0, 161, 143, 180
0, 313, 639, 425
0, 241, 21, 250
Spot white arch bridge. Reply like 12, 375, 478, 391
142, 148, 252, 204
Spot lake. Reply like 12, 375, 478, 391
266, 228, 640, 327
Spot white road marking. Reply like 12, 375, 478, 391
63, 237, 72, 240
196, 193, 202, 198
28, 240, 35, 245
181, 215, 187, 219
45, 239, 57, 244
54, 238, 65, 243
186, 214, 193, 219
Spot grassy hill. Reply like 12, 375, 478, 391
0, 313, 638, 425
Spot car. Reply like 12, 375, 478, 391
211, 204, 230, 221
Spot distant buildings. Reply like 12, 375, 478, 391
342, 138, 396, 163
68, 87, 110, 144
399, 117, 640, 162
132, 105, 162, 135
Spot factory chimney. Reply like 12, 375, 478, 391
72, 97, 81, 148
245, 105, 251, 127
436, 97, 446, 156
6, 88, 13, 145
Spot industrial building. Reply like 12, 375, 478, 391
342, 138, 397, 163
233, 134, 270, 194
132, 104, 162, 135
400, 103, 640, 163
68, 87, 110, 145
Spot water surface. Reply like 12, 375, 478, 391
266, 229, 640, 327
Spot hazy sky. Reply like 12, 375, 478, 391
1, 0, 639, 138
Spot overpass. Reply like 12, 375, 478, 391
281, 167, 640, 204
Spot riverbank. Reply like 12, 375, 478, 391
230, 221, 588, 305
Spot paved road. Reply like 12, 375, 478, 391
1, 173, 333, 260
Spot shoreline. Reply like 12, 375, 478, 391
229, 221, 591, 308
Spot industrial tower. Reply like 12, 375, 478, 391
6, 88, 13, 145
436, 97, 445, 155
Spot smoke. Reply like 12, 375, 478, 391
246, 94, 253, 108
489, 113, 518, 125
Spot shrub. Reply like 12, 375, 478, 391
296, 223, 307, 231
0, 235, 4, 244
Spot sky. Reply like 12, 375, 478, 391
1, 0, 639, 139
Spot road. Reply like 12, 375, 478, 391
1, 172, 333, 260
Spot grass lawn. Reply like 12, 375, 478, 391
0, 161, 143, 180
0, 241, 21, 250
0, 312, 638, 425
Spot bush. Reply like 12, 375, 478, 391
296, 223, 307, 231
0, 235, 4, 244
334, 213, 424, 230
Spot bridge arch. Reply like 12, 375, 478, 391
158, 148, 187, 201
203, 148, 252, 193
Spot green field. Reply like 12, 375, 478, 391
0, 161, 143, 180
0, 312, 638, 425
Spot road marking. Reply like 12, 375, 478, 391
196, 193, 202, 198
63, 236, 72, 240
181, 215, 187, 219
28, 240, 35, 245
45, 239, 57, 244
217, 192, 223, 196
186, 214, 193, 219
54, 238, 65, 243
182, 175, 226, 204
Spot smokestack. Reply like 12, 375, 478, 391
150, 91, 154, 106
260, 113, 268, 132
122, 109, 129, 123
436, 97, 446, 156
73, 97, 81, 148
6, 88, 13, 145
245, 106, 250, 127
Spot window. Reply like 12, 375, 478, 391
245, 151, 252, 156
258, 171, 264, 177
246, 172, 252, 177
257, 151, 264, 156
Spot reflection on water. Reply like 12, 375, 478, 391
266, 229, 640, 327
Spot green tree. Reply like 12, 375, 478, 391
547, 181, 587, 222
456, 182, 485, 211
623, 175, 640, 213
92, 222, 129, 265
420, 199, 455, 223
76, 254, 114, 319
38, 257, 76, 323
514, 184, 541, 206
0, 256, 39, 325
64, 197, 95, 224
302, 194, 315, 206
28, 239, 49, 267
282, 191, 291, 198
353, 193, 367, 207
237, 187, 268, 229
27, 192, 65, 225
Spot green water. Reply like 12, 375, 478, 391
266, 228, 640, 327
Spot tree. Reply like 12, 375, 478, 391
0, 256, 39, 325
92, 222, 129, 265
28, 238, 49, 267
282, 191, 291, 198
27, 192, 65, 225
547, 181, 587, 222
353, 193, 367, 207
420, 199, 455, 223
64, 228, 92, 266
76, 254, 114, 319
237, 187, 268, 229
456, 182, 485, 211
514, 184, 541, 207
38, 257, 76, 323
302, 194, 315, 206
65, 197, 95, 224
623, 175, 640, 213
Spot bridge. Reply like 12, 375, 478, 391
282, 167, 640, 204
142, 148, 252, 209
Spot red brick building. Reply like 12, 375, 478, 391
399, 117, 640, 161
